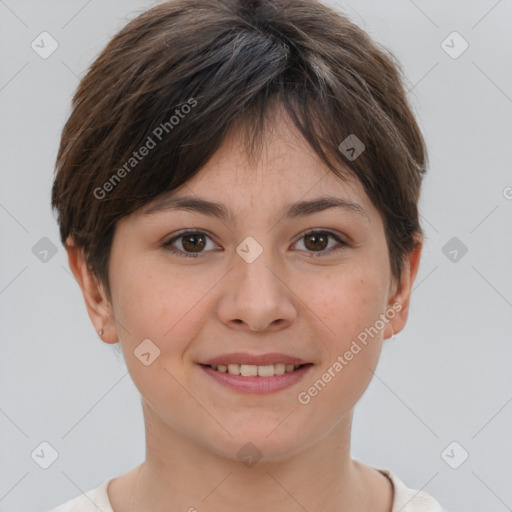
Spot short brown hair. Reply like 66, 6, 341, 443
52, 0, 427, 300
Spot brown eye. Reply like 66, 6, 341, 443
164, 229, 347, 259
181, 233, 207, 253
164, 231, 216, 258
303, 232, 329, 251
294, 230, 347, 257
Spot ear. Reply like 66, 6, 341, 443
385, 236, 423, 339
65, 236, 118, 344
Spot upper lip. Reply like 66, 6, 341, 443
200, 353, 310, 366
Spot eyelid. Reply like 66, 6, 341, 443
163, 228, 218, 245
295, 227, 349, 244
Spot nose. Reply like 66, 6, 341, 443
216, 247, 297, 333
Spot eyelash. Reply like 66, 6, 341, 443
163, 229, 349, 258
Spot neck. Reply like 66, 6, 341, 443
115, 402, 392, 512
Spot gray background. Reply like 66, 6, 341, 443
1, 1, 511, 511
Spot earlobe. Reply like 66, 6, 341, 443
65, 237, 118, 343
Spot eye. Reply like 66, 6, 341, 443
293, 230, 348, 257
163, 229, 348, 258
163, 230, 218, 258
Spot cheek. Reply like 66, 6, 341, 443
110, 257, 219, 351
301, 258, 388, 391
298, 256, 389, 340
294, 285, 385, 429
109, 260, 209, 409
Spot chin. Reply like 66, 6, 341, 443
204, 422, 315, 465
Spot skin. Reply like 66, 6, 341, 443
67, 111, 422, 512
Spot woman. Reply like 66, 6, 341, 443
48, 0, 445, 510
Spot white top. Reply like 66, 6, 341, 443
46, 468, 446, 511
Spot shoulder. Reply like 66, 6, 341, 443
44, 478, 113, 512
378, 469, 447, 512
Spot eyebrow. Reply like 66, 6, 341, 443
143, 195, 369, 222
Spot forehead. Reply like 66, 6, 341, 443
172, 114, 368, 207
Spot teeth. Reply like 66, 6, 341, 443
210, 363, 302, 377
274, 363, 286, 375
257, 365, 274, 377
241, 364, 258, 377
227, 364, 240, 375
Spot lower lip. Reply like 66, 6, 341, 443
200, 364, 313, 394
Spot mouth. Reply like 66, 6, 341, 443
199, 362, 312, 377
198, 355, 314, 394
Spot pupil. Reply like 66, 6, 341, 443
183, 234, 205, 252
306, 233, 327, 251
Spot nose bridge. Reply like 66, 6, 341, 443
234, 234, 282, 303
217, 234, 297, 331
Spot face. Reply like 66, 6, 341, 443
74, 114, 417, 463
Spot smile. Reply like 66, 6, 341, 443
205, 363, 308, 377
199, 362, 313, 394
